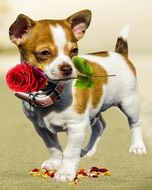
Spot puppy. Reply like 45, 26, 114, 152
9, 10, 146, 182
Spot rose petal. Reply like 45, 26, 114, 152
89, 166, 100, 173
99, 168, 109, 173
40, 173, 49, 178
6, 62, 47, 93
31, 168, 40, 172
89, 172, 99, 178
30, 166, 111, 183
77, 169, 88, 177
44, 170, 55, 178
102, 171, 112, 176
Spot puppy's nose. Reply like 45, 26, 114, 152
60, 64, 72, 76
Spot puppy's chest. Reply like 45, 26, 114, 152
44, 109, 76, 127
23, 101, 80, 129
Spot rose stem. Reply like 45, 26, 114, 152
47, 75, 116, 82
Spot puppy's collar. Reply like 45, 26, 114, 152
15, 82, 65, 107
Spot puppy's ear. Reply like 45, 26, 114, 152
66, 10, 92, 40
9, 14, 35, 45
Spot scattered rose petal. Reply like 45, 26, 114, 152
29, 166, 111, 184
89, 171, 100, 178
30, 172, 41, 177
89, 166, 100, 173
30, 168, 40, 176
102, 171, 112, 176
77, 169, 88, 177
41, 174, 49, 178
99, 168, 109, 173
31, 168, 40, 173
44, 170, 55, 178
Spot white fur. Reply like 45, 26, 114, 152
118, 25, 130, 40
44, 25, 76, 80
51, 24, 66, 54
129, 122, 147, 155
55, 119, 89, 182
41, 148, 63, 170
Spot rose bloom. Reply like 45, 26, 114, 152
6, 62, 47, 92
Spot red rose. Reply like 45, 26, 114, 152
6, 62, 47, 92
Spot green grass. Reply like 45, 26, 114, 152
0, 75, 152, 190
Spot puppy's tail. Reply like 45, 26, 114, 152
115, 25, 129, 57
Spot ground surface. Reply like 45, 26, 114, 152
0, 54, 152, 190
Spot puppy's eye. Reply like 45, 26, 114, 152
71, 48, 78, 55
35, 50, 52, 61
39, 50, 50, 56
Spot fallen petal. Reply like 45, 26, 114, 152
31, 168, 40, 173
89, 166, 99, 173
44, 170, 55, 178
102, 171, 112, 176
99, 168, 109, 173
77, 169, 88, 177
89, 172, 99, 178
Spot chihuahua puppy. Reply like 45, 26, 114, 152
9, 10, 146, 182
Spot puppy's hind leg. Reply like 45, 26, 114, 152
81, 114, 106, 157
119, 91, 147, 155
33, 124, 63, 170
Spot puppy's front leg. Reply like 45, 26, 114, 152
55, 122, 87, 182
33, 125, 63, 170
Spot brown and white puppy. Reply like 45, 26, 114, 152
9, 10, 146, 182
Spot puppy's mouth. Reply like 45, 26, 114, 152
45, 63, 77, 82
47, 75, 77, 82
46, 69, 77, 83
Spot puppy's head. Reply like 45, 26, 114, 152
9, 10, 92, 80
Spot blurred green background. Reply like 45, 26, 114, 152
0, 0, 152, 189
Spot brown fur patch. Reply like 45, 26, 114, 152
74, 60, 108, 114
19, 20, 57, 66
90, 61, 108, 108
89, 51, 109, 57
18, 19, 77, 67
73, 88, 90, 114
115, 37, 128, 57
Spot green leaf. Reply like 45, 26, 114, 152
74, 76, 94, 89
72, 56, 93, 77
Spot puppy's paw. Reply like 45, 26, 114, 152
54, 166, 76, 182
41, 159, 62, 170
81, 138, 100, 157
80, 149, 88, 157
81, 147, 96, 158
85, 150, 96, 158
129, 142, 147, 155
